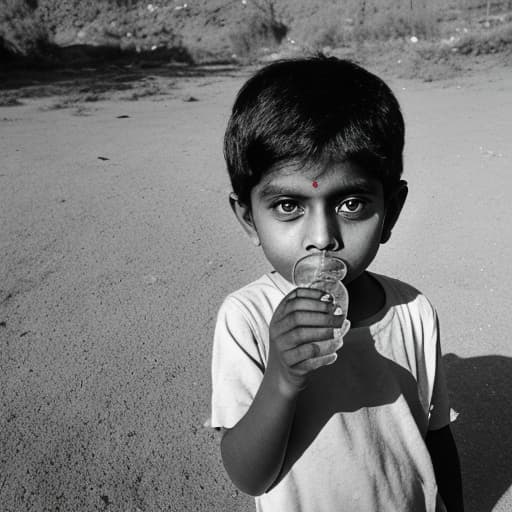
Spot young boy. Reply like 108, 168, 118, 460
209, 56, 463, 511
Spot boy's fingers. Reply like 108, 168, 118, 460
334, 319, 351, 339
283, 337, 344, 367
285, 287, 332, 303
271, 287, 347, 343
274, 289, 331, 319
288, 287, 329, 298
278, 309, 345, 336
278, 325, 343, 349
273, 287, 337, 322
282, 297, 334, 317
294, 352, 339, 373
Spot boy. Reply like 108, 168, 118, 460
210, 56, 463, 511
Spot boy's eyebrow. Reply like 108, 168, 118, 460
257, 184, 304, 200
257, 180, 379, 200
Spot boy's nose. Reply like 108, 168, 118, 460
304, 211, 342, 252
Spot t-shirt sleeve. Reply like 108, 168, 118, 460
427, 314, 451, 431
210, 296, 266, 429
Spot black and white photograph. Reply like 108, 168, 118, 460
1, 1, 511, 511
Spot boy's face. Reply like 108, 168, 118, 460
231, 160, 407, 285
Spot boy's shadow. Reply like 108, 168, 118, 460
276, 321, 433, 487
444, 353, 512, 512
268, 283, 512, 511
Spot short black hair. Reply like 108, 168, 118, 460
224, 55, 405, 206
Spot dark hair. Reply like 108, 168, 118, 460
224, 55, 405, 206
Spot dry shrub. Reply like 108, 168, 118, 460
37, 0, 182, 50
403, 41, 461, 80
229, 13, 287, 61
456, 22, 512, 54
293, 0, 441, 50
352, 0, 440, 41
297, 5, 353, 50
0, 92, 24, 106
0, 0, 51, 57
229, 1, 288, 62
357, 37, 462, 82
1, 0, 192, 67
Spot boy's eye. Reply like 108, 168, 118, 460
279, 201, 297, 213
338, 198, 366, 215
272, 200, 302, 217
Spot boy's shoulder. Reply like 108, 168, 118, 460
226, 271, 292, 303
373, 272, 422, 300
371, 272, 437, 322
219, 272, 293, 322
218, 271, 437, 328
223, 271, 435, 309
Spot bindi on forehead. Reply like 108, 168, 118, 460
312, 181, 318, 188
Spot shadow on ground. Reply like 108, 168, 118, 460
0, 43, 243, 105
444, 353, 512, 512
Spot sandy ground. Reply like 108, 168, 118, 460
1, 64, 511, 512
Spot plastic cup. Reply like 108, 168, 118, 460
292, 252, 349, 321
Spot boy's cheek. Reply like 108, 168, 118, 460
257, 240, 297, 281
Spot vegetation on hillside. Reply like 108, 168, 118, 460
1, 0, 512, 78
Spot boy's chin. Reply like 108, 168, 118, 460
279, 271, 295, 286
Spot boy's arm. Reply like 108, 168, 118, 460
220, 364, 298, 496
220, 288, 345, 496
426, 425, 464, 512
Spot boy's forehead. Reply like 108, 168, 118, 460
258, 160, 331, 186
255, 160, 381, 194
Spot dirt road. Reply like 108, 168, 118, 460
1, 65, 511, 511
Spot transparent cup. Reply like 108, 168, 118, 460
292, 251, 350, 338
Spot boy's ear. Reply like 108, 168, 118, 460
381, 180, 408, 244
229, 193, 261, 247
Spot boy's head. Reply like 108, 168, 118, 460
224, 55, 405, 207
224, 56, 408, 285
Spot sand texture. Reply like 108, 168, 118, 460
1, 66, 511, 511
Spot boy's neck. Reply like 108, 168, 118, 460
345, 271, 386, 327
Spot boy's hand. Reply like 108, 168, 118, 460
267, 287, 348, 397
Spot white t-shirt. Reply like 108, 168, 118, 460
210, 271, 450, 512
